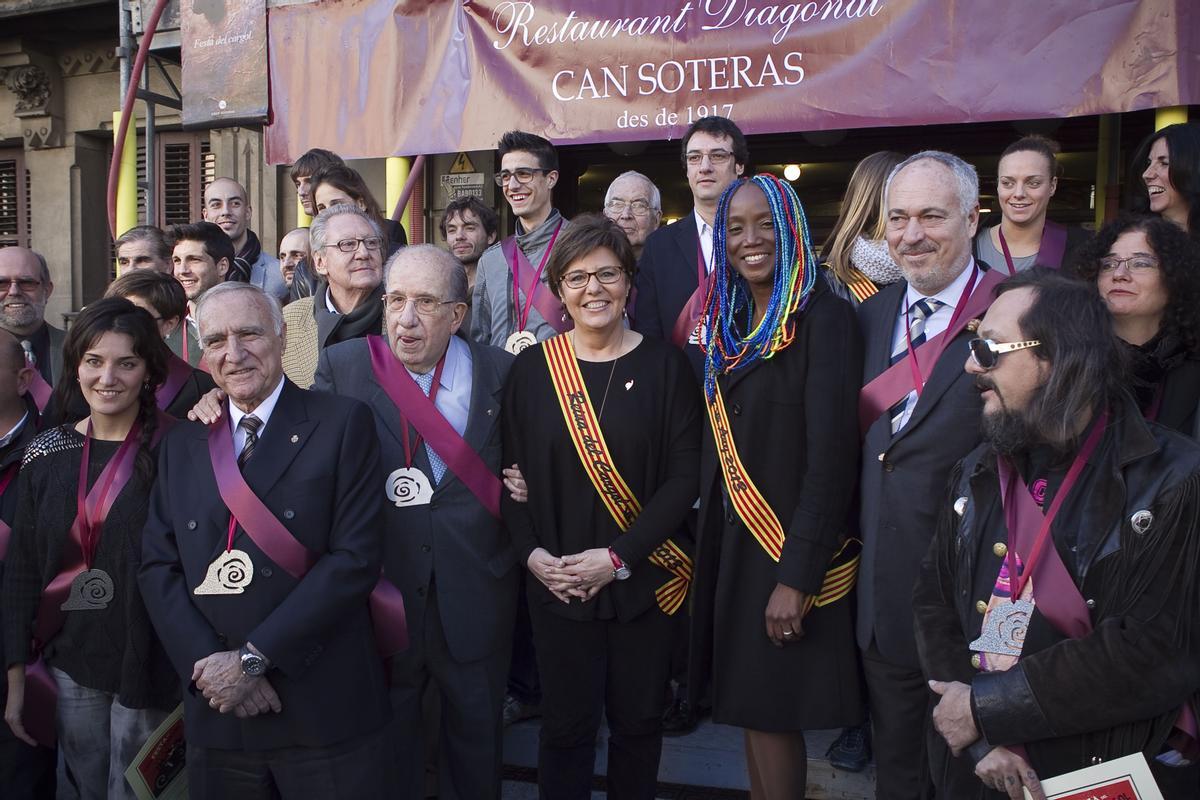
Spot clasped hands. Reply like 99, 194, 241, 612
192, 646, 282, 719
527, 547, 615, 603
928, 679, 1045, 800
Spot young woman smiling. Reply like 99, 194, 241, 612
3, 298, 177, 800
1130, 122, 1200, 240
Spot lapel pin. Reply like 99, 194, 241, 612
486, 408, 493, 416
290, 434, 299, 443
625, 380, 634, 391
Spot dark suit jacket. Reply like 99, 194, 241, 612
313, 338, 518, 664
633, 214, 706, 379
856, 278, 988, 669
0, 400, 40, 705
139, 380, 390, 750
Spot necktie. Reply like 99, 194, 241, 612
889, 298, 944, 433
237, 415, 262, 470
19, 340, 35, 368
413, 371, 447, 483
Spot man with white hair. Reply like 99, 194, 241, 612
314, 246, 517, 799
602, 171, 662, 261
855, 150, 1005, 799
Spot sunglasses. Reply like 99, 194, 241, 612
968, 337, 1041, 370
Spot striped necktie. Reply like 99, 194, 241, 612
413, 371, 447, 483
237, 415, 262, 471
888, 298, 944, 432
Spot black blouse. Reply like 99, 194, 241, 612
1, 425, 177, 710
502, 335, 701, 622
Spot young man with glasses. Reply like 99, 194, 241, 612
0, 246, 62, 406
633, 116, 746, 379
470, 131, 571, 353
602, 171, 662, 261
281, 204, 387, 387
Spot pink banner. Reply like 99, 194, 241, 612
264, 0, 1198, 163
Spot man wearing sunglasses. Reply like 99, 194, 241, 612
856, 150, 1003, 799
280, 204, 386, 388
915, 268, 1200, 800
470, 131, 571, 353
0, 247, 62, 392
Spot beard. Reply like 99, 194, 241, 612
981, 407, 1039, 458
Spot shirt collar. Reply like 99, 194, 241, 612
693, 208, 712, 238
404, 334, 466, 393
0, 411, 29, 449
229, 376, 286, 433
903, 258, 978, 314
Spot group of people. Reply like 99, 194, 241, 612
0, 113, 1197, 800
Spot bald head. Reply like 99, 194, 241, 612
203, 177, 252, 248
384, 244, 467, 303
277, 227, 310, 288
0, 247, 53, 336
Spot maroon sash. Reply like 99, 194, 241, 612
155, 354, 193, 411
27, 372, 51, 413
501, 222, 569, 335
670, 237, 712, 349
997, 220, 1068, 274
858, 268, 1005, 435
366, 336, 501, 518
207, 410, 409, 657
998, 411, 1199, 754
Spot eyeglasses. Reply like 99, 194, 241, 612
968, 337, 1042, 370
560, 266, 625, 290
0, 278, 42, 295
494, 168, 552, 187
605, 199, 655, 217
321, 236, 385, 253
383, 293, 458, 315
1098, 256, 1159, 274
685, 149, 734, 167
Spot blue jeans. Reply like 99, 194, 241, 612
50, 668, 169, 800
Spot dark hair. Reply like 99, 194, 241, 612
497, 131, 558, 172
999, 134, 1061, 178
308, 164, 388, 229
114, 225, 171, 261
1070, 213, 1200, 356
53, 297, 171, 479
545, 214, 636, 300
105, 269, 188, 322
439, 197, 500, 240
994, 268, 1128, 450
289, 148, 344, 183
1128, 123, 1200, 235
166, 221, 234, 272
681, 116, 749, 170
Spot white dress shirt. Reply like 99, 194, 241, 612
889, 260, 980, 430
230, 376, 286, 453
693, 209, 714, 275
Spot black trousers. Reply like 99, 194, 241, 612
185, 723, 396, 800
0, 727, 55, 800
862, 640, 935, 800
389, 583, 510, 800
529, 599, 674, 800
508, 578, 542, 706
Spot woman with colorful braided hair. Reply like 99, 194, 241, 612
689, 174, 866, 798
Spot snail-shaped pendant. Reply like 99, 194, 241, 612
61, 568, 114, 611
194, 549, 255, 595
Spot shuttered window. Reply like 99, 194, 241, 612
156, 132, 213, 227
0, 149, 31, 248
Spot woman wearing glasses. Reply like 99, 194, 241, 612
502, 215, 700, 799
1071, 214, 1200, 436
690, 175, 864, 799
281, 204, 387, 387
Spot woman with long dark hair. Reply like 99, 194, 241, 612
691, 174, 865, 798
3, 298, 177, 800
1072, 213, 1200, 436
1129, 122, 1200, 238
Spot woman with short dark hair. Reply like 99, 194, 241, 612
502, 214, 700, 798
3, 298, 177, 800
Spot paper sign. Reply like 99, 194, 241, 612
124, 703, 187, 800
1028, 752, 1164, 800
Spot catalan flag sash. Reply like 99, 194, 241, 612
706, 382, 860, 613
542, 334, 691, 615
843, 267, 880, 305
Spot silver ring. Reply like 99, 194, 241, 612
782, 630, 795, 637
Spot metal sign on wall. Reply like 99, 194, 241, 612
181, 0, 269, 127
264, 0, 1199, 163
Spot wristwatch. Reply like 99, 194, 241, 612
608, 548, 631, 581
239, 645, 268, 677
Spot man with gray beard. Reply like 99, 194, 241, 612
0, 248, 63, 398
855, 151, 1005, 799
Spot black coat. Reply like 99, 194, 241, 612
690, 283, 866, 731
633, 214, 706, 380
139, 381, 390, 750
914, 396, 1200, 798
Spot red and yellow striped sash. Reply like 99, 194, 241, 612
844, 267, 880, 305
706, 383, 860, 612
543, 334, 691, 615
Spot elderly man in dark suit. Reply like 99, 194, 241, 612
138, 281, 396, 799
856, 150, 1002, 799
314, 245, 517, 800
0, 247, 63, 409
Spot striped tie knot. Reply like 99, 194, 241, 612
237, 415, 262, 470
